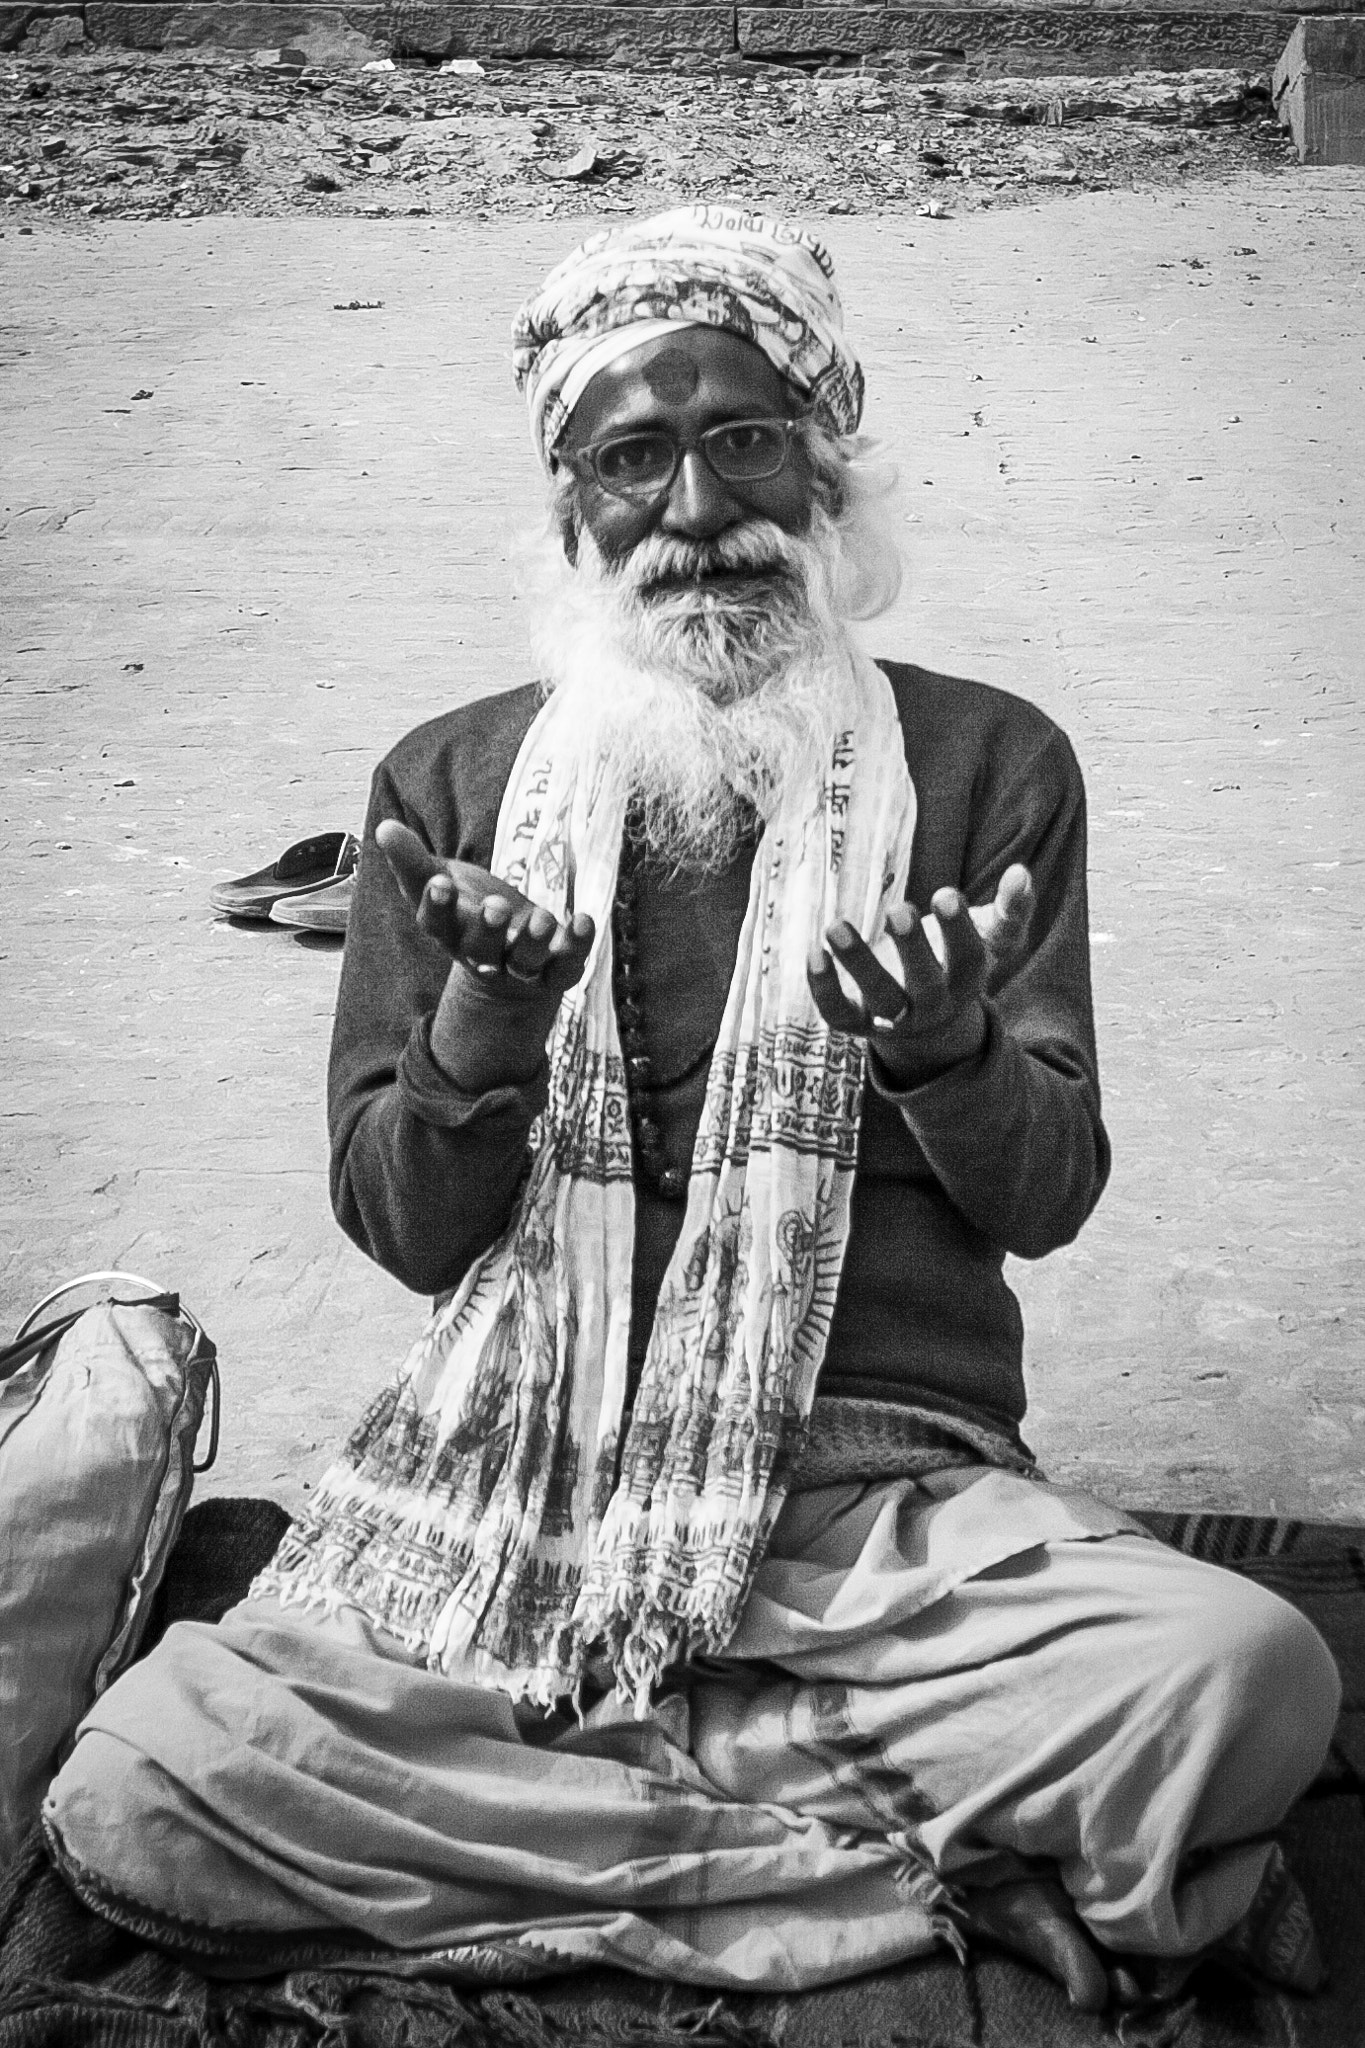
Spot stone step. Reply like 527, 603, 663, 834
1273, 14, 1365, 160
739, 7, 1307, 72
89, 1, 737, 56
0, 0, 1331, 71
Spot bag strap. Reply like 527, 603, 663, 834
13, 1270, 174, 1339
0, 1306, 90, 1382
4, 1271, 221, 1472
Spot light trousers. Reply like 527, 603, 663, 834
45, 1469, 1339, 1991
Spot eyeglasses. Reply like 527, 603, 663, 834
566, 416, 804, 505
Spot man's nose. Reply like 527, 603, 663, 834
659, 448, 742, 539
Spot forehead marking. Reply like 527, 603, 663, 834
640, 348, 702, 404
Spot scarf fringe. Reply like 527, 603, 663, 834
254, 1456, 779, 1711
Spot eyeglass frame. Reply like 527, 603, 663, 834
559, 412, 811, 506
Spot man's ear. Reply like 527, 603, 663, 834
552, 469, 583, 568
794, 415, 846, 522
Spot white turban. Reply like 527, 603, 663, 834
512, 202, 865, 467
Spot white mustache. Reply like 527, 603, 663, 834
611, 523, 801, 597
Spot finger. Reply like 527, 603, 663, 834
990, 865, 1036, 959
415, 870, 462, 951
931, 887, 988, 988
375, 818, 444, 908
825, 920, 909, 1021
885, 902, 948, 1002
461, 893, 515, 972
967, 866, 1037, 957
807, 943, 870, 1033
542, 911, 596, 993
448, 859, 533, 922
503, 904, 557, 982
997, 863, 1035, 928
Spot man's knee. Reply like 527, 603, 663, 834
1164, 1565, 1340, 1827
45, 1726, 168, 1891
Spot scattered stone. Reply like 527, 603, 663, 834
542, 143, 639, 181
0, 51, 1294, 224
543, 143, 600, 179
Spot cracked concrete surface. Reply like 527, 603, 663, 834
3, 174, 1362, 1517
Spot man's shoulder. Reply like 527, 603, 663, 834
379, 684, 541, 787
876, 658, 1074, 766
374, 685, 541, 836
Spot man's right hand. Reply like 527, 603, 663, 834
376, 819, 595, 1089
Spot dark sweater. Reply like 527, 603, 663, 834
328, 660, 1109, 1468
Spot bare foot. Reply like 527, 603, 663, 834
956, 1876, 1111, 2013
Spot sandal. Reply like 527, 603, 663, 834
269, 871, 355, 935
210, 831, 359, 921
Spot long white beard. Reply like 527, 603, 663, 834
525, 511, 861, 875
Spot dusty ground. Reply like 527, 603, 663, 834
2, 155, 1362, 1521
2, 47, 1294, 222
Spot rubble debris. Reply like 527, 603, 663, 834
0, 50, 1293, 224
543, 143, 641, 182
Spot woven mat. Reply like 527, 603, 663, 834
2, 1498, 1362, 2048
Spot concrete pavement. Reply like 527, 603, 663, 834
3, 171, 1362, 1515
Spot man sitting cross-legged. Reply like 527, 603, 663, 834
45, 207, 1338, 2012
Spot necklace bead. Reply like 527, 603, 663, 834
613, 804, 688, 1202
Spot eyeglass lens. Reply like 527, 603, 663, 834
592, 419, 792, 500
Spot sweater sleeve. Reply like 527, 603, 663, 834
871, 726, 1110, 1259
327, 757, 546, 1296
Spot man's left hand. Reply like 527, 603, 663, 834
807, 864, 1035, 1088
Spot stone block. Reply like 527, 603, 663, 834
22, 9, 87, 45
0, 3, 58, 49
1273, 14, 1365, 161
87, 2, 375, 49
85, 0, 736, 59
386, 3, 736, 54
738, 5, 1302, 73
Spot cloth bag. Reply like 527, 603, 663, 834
0, 1272, 219, 1862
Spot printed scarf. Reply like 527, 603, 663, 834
259, 654, 915, 1709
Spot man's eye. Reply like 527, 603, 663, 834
709, 422, 785, 476
717, 425, 765, 456
597, 435, 672, 483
